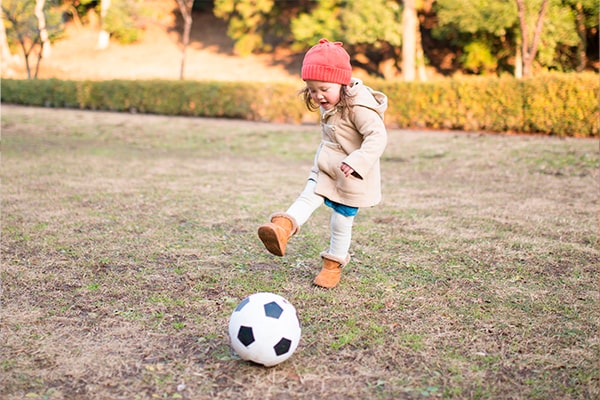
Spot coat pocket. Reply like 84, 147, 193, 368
317, 141, 346, 180
336, 171, 364, 197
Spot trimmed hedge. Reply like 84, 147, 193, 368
2, 74, 597, 137
378, 74, 598, 136
0, 79, 306, 123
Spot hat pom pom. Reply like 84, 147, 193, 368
319, 38, 344, 47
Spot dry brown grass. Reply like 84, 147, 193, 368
1, 105, 598, 399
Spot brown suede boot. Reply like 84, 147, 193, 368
313, 253, 349, 289
257, 213, 298, 256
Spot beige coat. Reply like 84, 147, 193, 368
308, 79, 388, 208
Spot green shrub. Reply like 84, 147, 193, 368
450, 76, 524, 133
1, 75, 597, 137
520, 73, 599, 137
372, 73, 597, 136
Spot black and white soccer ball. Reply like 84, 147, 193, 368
228, 292, 301, 367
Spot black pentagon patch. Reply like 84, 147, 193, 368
237, 326, 255, 346
273, 337, 292, 356
264, 301, 283, 319
234, 297, 250, 312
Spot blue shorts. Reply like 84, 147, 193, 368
324, 198, 359, 217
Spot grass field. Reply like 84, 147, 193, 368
1, 104, 598, 399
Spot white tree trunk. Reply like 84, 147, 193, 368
0, 9, 12, 62
514, 44, 523, 79
402, 0, 417, 81
97, 0, 111, 49
35, 0, 51, 58
176, 0, 194, 80
415, 18, 427, 81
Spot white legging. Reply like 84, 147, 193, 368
286, 180, 355, 259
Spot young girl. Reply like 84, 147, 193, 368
258, 38, 388, 289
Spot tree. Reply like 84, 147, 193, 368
176, 0, 194, 80
2, 0, 62, 79
290, 0, 342, 48
2, 1, 42, 79
562, 0, 599, 71
97, 0, 111, 49
213, 0, 276, 56
531, 1, 579, 72
34, 0, 50, 57
515, 0, 549, 78
402, 0, 417, 81
414, 1, 429, 81
342, 0, 403, 78
95, 0, 144, 46
573, 1, 586, 70
434, 0, 518, 74
211, 0, 595, 77
214, 0, 406, 78
433, 0, 582, 76
0, 8, 12, 62
291, 0, 403, 79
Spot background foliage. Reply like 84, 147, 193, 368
211, 0, 599, 76
3, 0, 598, 78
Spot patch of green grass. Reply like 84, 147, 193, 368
507, 141, 599, 175
331, 318, 361, 350
148, 294, 186, 307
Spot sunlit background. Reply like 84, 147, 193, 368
2, 0, 598, 81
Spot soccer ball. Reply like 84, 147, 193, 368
228, 292, 301, 367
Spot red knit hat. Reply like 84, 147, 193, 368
301, 39, 352, 85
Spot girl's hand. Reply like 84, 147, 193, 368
340, 162, 354, 178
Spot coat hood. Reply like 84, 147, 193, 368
348, 78, 388, 118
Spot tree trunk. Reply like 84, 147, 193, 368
415, 15, 427, 82
97, 0, 111, 49
3, 7, 35, 78
34, 0, 51, 58
176, 0, 193, 80
402, 0, 417, 81
515, 0, 549, 78
514, 42, 523, 79
574, 1, 587, 72
0, 9, 12, 63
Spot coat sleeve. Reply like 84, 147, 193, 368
343, 106, 387, 179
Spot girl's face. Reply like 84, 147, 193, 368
305, 80, 342, 111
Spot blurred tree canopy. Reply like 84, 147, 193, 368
212, 0, 598, 77
3, 0, 598, 79
65, 0, 144, 44
290, 0, 403, 77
